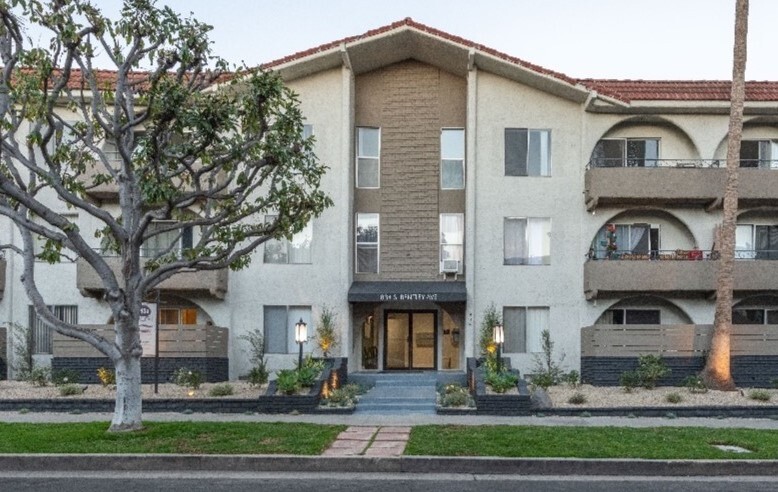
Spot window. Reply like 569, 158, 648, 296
28, 305, 77, 354
356, 213, 379, 273
263, 305, 312, 354
740, 140, 778, 168
736, 224, 778, 260
504, 217, 550, 265
502, 307, 549, 353
505, 129, 551, 176
263, 215, 313, 264
733, 308, 778, 325
440, 214, 464, 273
591, 138, 659, 168
356, 127, 380, 188
592, 223, 660, 258
303, 124, 314, 140
604, 309, 661, 324
441, 129, 465, 189
141, 221, 193, 258
159, 308, 197, 325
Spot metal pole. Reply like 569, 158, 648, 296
154, 289, 160, 394
298, 341, 304, 369
496, 343, 502, 372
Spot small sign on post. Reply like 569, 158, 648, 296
139, 302, 158, 357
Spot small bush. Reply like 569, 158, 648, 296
208, 384, 234, 397
530, 372, 556, 390
749, 389, 771, 402
683, 375, 708, 394
665, 392, 683, 404
562, 370, 580, 388
27, 366, 50, 387
340, 383, 366, 399
325, 387, 354, 407
58, 383, 84, 396
485, 370, 518, 393
442, 391, 469, 407
173, 368, 204, 390
635, 355, 670, 389
567, 392, 587, 405
246, 366, 269, 387
275, 369, 300, 395
96, 367, 116, 387
296, 365, 320, 387
52, 369, 80, 387
301, 355, 326, 373
620, 370, 640, 393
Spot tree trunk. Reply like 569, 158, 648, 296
110, 355, 143, 432
702, 0, 749, 391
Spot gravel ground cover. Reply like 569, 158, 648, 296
547, 384, 778, 408
0, 381, 264, 399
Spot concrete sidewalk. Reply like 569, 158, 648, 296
3, 411, 778, 429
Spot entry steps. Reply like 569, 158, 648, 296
352, 373, 438, 415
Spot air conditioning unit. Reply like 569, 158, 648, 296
440, 259, 460, 273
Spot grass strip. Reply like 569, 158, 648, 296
0, 422, 345, 455
406, 425, 778, 459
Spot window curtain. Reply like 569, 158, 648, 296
614, 225, 630, 253
736, 224, 755, 259
526, 307, 549, 353
756, 225, 778, 260
527, 218, 550, 265
528, 130, 550, 176
629, 224, 650, 254
504, 218, 526, 265
440, 214, 464, 263
288, 222, 312, 264
503, 307, 526, 353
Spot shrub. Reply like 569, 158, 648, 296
27, 366, 50, 387
683, 375, 708, 394
442, 391, 469, 407
562, 370, 580, 388
478, 304, 501, 357
620, 370, 640, 393
52, 369, 80, 386
665, 392, 683, 404
58, 383, 84, 396
173, 367, 204, 390
531, 329, 567, 388
208, 384, 234, 397
749, 389, 771, 402
340, 383, 366, 399
246, 366, 269, 387
296, 365, 319, 387
325, 387, 354, 407
10, 322, 33, 380
485, 370, 518, 393
567, 392, 587, 405
301, 355, 326, 373
275, 369, 300, 395
96, 367, 116, 387
530, 372, 556, 390
635, 355, 670, 389
315, 306, 338, 357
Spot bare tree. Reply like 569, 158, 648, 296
702, 0, 749, 391
0, 0, 332, 431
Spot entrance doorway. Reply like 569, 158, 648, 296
384, 311, 437, 370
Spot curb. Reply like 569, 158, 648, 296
0, 454, 777, 476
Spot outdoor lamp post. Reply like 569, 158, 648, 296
493, 323, 504, 371
294, 318, 308, 368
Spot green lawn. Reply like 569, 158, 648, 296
0, 422, 345, 454
406, 425, 778, 459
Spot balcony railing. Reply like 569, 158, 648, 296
587, 158, 721, 169
587, 249, 716, 261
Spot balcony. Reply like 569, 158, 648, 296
77, 256, 228, 299
585, 159, 778, 210
584, 249, 778, 299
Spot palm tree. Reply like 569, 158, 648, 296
702, 0, 749, 391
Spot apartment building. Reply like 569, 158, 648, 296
2, 18, 778, 385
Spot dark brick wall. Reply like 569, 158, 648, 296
51, 357, 228, 384
582, 356, 778, 387
466, 357, 532, 416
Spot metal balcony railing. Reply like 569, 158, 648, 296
588, 249, 778, 261
587, 158, 721, 169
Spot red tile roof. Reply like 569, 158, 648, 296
21, 18, 778, 104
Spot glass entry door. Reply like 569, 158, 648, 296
384, 311, 436, 370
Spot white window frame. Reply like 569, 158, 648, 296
504, 128, 552, 177
356, 127, 380, 189
593, 138, 660, 167
263, 305, 312, 354
439, 213, 464, 274
502, 306, 549, 354
263, 215, 313, 265
356, 213, 379, 274
503, 217, 551, 266
440, 128, 465, 190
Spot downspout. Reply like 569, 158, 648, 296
465, 49, 478, 361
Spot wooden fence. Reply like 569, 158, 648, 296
52, 324, 228, 358
582, 324, 778, 357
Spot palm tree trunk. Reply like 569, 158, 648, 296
702, 0, 749, 391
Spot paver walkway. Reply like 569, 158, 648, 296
322, 426, 411, 457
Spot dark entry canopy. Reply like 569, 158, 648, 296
348, 281, 466, 303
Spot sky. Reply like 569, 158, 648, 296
26, 0, 778, 80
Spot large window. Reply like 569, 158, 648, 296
141, 221, 193, 258
263, 305, 312, 354
159, 308, 198, 325
740, 140, 778, 168
591, 138, 659, 168
505, 129, 551, 176
263, 215, 313, 264
502, 306, 549, 353
592, 223, 660, 258
28, 305, 78, 354
441, 128, 465, 189
603, 309, 661, 324
356, 213, 379, 273
733, 308, 778, 325
504, 217, 551, 265
440, 213, 464, 273
356, 127, 380, 188
736, 224, 778, 260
